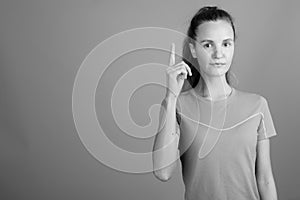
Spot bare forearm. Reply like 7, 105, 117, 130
257, 176, 278, 200
152, 95, 179, 181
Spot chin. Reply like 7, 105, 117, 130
210, 69, 229, 76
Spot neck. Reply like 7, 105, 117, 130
195, 75, 232, 100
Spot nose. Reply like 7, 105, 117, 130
212, 46, 223, 59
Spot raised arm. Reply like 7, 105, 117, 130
152, 43, 191, 182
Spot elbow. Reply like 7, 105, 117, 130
153, 171, 172, 182
257, 177, 273, 186
152, 161, 177, 182
256, 171, 274, 186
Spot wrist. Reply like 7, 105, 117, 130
165, 92, 178, 102
166, 91, 178, 98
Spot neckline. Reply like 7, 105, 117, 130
190, 87, 236, 104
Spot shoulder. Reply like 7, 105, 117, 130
176, 89, 196, 103
175, 89, 200, 113
234, 88, 267, 106
225, 88, 272, 124
227, 88, 269, 118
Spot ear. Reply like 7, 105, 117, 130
189, 43, 197, 58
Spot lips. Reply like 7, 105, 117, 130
210, 63, 226, 67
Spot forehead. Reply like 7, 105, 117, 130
195, 20, 234, 41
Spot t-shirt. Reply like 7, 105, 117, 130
174, 87, 277, 200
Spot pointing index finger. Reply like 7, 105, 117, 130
169, 43, 175, 66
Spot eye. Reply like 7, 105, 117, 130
203, 43, 212, 49
223, 41, 232, 47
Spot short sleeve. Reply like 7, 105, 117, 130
257, 97, 277, 141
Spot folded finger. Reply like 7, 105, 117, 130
183, 61, 192, 76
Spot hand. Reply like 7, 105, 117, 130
165, 43, 192, 99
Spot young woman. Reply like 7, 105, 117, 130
152, 6, 278, 200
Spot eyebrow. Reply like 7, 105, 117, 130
200, 38, 233, 43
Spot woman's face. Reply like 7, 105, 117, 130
189, 20, 235, 77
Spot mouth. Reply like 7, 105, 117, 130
210, 63, 226, 67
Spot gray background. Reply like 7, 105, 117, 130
0, 0, 299, 199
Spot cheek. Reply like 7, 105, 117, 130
196, 49, 210, 64
226, 47, 235, 59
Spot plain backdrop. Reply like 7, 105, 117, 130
0, 0, 299, 200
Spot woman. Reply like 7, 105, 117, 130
152, 6, 278, 200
